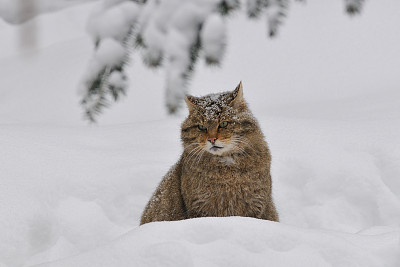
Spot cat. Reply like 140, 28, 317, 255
140, 82, 278, 225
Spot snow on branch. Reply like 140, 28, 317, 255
201, 14, 227, 65
80, 0, 237, 120
80, 38, 129, 122
79, 0, 368, 122
80, 0, 140, 122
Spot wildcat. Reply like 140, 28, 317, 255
140, 82, 278, 225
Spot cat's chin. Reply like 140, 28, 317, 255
206, 144, 234, 156
207, 149, 225, 156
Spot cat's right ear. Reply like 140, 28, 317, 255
185, 95, 197, 113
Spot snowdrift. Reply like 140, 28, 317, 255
1, 117, 399, 267
37, 217, 400, 267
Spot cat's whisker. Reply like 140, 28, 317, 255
230, 139, 253, 157
185, 146, 200, 159
185, 146, 203, 164
186, 145, 201, 154
189, 148, 201, 162
197, 151, 205, 167
193, 150, 203, 168
237, 146, 251, 158
232, 142, 249, 157
230, 136, 250, 145
191, 147, 205, 169
188, 149, 203, 164
242, 137, 258, 151
184, 143, 202, 154
185, 143, 202, 149
230, 137, 257, 153
187, 145, 203, 163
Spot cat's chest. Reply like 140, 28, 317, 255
181, 166, 267, 217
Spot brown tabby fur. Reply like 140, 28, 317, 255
140, 82, 278, 225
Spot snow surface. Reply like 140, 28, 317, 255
0, 1, 400, 266
36, 217, 400, 267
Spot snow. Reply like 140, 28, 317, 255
82, 0, 236, 113
34, 217, 400, 267
108, 71, 128, 91
201, 14, 227, 64
86, 0, 139, 42
162, 0, 218, 111
0, 0, 400, 266
95, 38, 126, 66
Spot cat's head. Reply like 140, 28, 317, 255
181, 82, 261, 158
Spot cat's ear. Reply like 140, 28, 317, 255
185, 95, 197, 113
229, 81, 245, 108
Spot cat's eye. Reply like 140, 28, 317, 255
219, 121, 228, 128
198, 125, 207, 131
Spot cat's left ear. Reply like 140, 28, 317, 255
230, 81, 246, 108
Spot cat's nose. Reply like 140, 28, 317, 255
207, 137, 217, 144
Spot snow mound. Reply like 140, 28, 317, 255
37, 217, 400, 267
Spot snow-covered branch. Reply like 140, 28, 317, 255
79, 0, 366, 122
81, 0, 238, 120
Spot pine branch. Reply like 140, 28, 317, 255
80, 25, 134, 123
218, 0, 241, 16
345, 0, 364, 15
201, 14, 227, 66
80, 0, 368, 122
134, 33, 145, 49
188, 33, 202, 73
165, 24, 203, 114
266, 0, 289, 37
247, 0, 268, 18
81, 67, 111, 123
